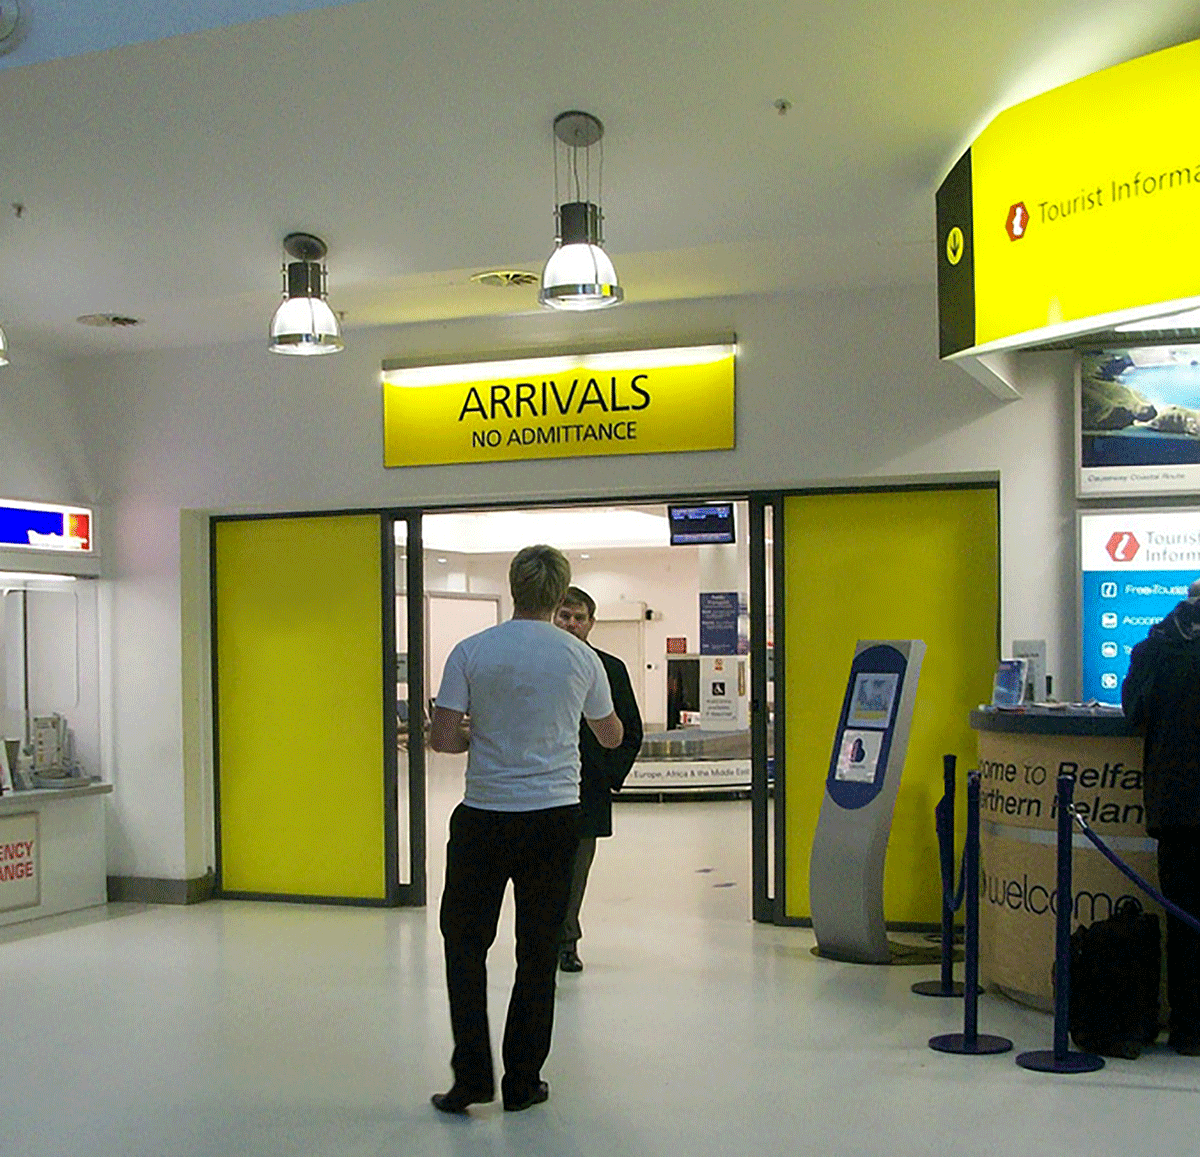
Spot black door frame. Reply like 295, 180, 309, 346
389, 509, 427, 906
211, 491, 777, 915
756, 479, 1002, 927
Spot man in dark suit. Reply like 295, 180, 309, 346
553, 586, 644, 972
1122, 577, 1200, 1056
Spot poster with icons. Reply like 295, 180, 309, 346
1079, 509, 1200, 703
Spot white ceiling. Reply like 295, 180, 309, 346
1, 0, 1199, 357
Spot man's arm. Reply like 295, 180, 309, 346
601, 654, 643, 787
1121, 639, 1152, 728
586, 711, 623, 749
429, 706, 470, 753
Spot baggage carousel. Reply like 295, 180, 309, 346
620, 728, 759, 800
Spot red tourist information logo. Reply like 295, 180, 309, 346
1105, 531, 1140, 562
1005, 202, 1029, 241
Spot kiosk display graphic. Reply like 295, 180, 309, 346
835, 730, 883, 782
809, 640, 925, 964
847, 672, 898, 727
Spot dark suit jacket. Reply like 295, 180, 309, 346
579, 647, 643, 838
1122, 601, 1200, 834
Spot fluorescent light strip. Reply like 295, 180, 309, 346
950, 297, 1200, 359
0, 498, 91, 516
0, 572, 78, 584
1116, 306, 1200, 334
417, 508, 671, 553
384, 343, 736, 389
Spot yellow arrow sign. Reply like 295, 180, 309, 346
946, 226, 964, 266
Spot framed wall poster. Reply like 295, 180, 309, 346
1078, 345, 1200, 496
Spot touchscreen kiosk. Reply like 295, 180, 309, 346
809, 639, 925, 963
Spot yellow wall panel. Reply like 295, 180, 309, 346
215, 514, 387, 899
783, 488, 998, 923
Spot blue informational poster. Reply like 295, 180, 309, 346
699, 591, 739, 654
1079, 509, 1200, 704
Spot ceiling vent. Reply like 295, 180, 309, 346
76, 314, 141, 328
470, 270, 539, 288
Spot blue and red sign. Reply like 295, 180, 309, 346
0, 501, 92, 551
1080, 510, 1200, 704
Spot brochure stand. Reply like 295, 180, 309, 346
810, 640, 925, 963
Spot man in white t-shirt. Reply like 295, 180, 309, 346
429, 544, 623, 1115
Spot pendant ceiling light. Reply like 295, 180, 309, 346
268, 232, 344, 355
539, 110, 623, 311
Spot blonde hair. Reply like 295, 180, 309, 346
509, 544, 571, 616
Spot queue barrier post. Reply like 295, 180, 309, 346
928, 770, 1012, 1055
1015, 772, 1105, 1074
913, 753, 977, 998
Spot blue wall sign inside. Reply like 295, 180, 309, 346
1080, 510, 1200, 704
699, 591, 739, 654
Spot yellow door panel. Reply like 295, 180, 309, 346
215, 514, 387, 899
783, 488, 998, 922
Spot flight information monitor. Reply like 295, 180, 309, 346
668, 503, 735, 545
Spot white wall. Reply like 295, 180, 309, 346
0, 349, 95, 504
0, 349, 110, 825
876, 349, 1075, 693
422, 544, 701, 727
58, 282, 1076, 881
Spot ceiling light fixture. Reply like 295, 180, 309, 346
269, 232, 344, 355
539, 111, 623, 311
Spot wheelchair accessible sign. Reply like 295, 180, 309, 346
1080, 509, 1200, 703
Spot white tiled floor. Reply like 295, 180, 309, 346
2, 754, 1198, 1156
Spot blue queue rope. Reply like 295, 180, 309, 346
1015, 774, 1105, 1074
913, 754, 972, 998
1069, 808, 1200, 935
951, 839, 967, 913
928, 770, 1012, 1055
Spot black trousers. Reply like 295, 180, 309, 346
1157, 828, 1200, 1039
559, 836, 598, 950
439, 802, 580, 1099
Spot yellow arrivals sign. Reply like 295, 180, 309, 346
936, 38, 1200, 357
382, 344, 735, 467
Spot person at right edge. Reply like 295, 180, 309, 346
1122, 577, 1200, 1056
553, 586, 645, 973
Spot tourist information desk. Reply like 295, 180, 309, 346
970, 707, 1156, 1010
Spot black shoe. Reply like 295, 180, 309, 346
431, 1085, 493, 1114
503, 1081, 550, 1112
559, 948, 583, 973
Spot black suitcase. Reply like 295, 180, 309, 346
1068, 896, 1161, 1058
